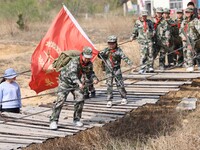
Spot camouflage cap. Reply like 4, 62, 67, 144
176, 9, 183, 13
163, 8, 170, 14
82, 46, 92, 59
141, 10, 148, 16
156, 7, 163, 13
107, 35, 117, 43
185, 7, 194, 13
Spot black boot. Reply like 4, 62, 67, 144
91, 91, 96, 98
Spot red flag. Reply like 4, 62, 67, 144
29, 5, 99, 94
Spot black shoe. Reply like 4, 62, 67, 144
91, 91, 96, 98
84, 94, 90, 99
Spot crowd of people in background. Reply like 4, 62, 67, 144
131, 1, 200, 73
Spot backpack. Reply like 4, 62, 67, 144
52, 50, 81, 72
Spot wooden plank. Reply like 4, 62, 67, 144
123, 73, 200, 80
62, 106, 126, 115
0, 142, 26, 150
129, 72, 200, 75
84, 100, 144, 109
21, 106, 121, 123
68, 110, 124, 118
154, 70, 200, 73
126, 87, 179, 92
4, 108, 107, 129
88, 94, 160, 99
0, 136, 43, 144
98, 87, 179, 92
141, 99, 159, 104
0, 124, 70, 138
150, 74, 200, 79
134, 80, 192, 85
4, 121, 79, 134
123, 74, 154, 80
2, 116, 88, 131
22, 106, 124, 119
96, 90, 166, 95
100, 79, 183, 87
1, 112, 93, 130
0, 134, 46, 140
82, 117, 116, 123
100, 84, 179, 88
60, 111, 119, 122
80, 105, 132, 112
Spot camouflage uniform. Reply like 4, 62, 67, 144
179, 7, 200, 71
163, 8, 177, 67
99, 36, 133, 102
50, 47, 96, 126
81, 61, 98, 98
153, 7, 171, 69
131, 10, 154, 73
174, 9, 184, 66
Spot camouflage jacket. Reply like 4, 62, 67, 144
154, 17, 171, 44
165, 18, 179, 41
59, 56, 97, 85
174, 17, 184, 29
131, 19, 154, 43
81, 60, 98, 81
179, 17, 200, 42
99, 47, 133, 71
174, 18, 184, 36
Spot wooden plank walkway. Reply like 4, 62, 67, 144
0, 71, 199, 150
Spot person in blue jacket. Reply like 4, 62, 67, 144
0, 68, 21, 113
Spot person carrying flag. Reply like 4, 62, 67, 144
50, 47, 98, 130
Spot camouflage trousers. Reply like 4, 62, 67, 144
139, 41, 154, 69
82, 78, 95, 96
183, 41, 200, 67
106, 68, 127, 101
50, 80, 84, 123
174, 39, 183, 65
153, 42, 168, 68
